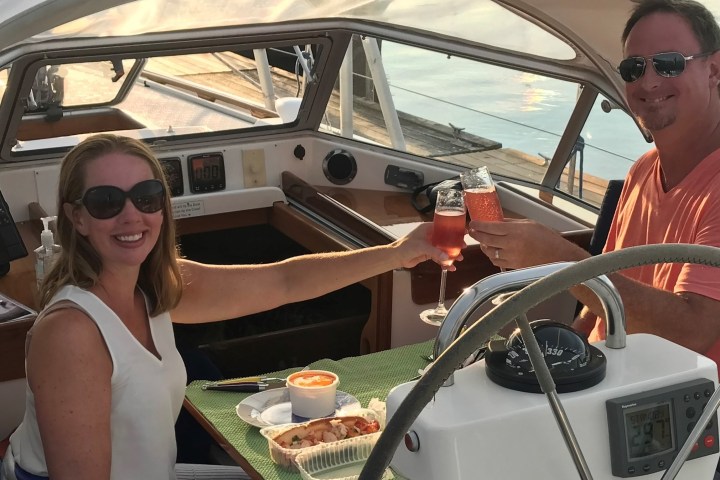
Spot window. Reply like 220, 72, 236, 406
11, 45, 317, 153
321, 36, 650, 208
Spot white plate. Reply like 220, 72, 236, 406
235, 388, 360, 428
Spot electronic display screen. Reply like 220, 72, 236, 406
623, 401, 675, 459
187, 153, 225, 192
159, 157, 183, 197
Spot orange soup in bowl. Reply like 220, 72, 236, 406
288, 371, 337, 388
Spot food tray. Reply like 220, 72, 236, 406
295, 435, 394, 480
259, 409, 381, 471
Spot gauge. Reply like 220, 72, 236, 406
159, 157, 183, 197
606, 378, 718, 477
485, 320, 606, 393
187, 152, 225, 193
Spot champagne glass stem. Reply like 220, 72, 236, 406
436, 268, 448, 309
420, 267, 451, 325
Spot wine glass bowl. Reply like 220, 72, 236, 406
460, 166, 504, 222
461, 166, 507, 271
419, 189, 466, 326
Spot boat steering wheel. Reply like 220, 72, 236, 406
359, 243, 720, 480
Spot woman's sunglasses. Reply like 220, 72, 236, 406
618, 51, 713, 83
75, 179, 165, 219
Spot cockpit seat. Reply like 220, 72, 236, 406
588, 179, 624, 256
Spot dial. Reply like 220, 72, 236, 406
485, 320, 606, 393
160, 157, 184, 197
504, 321, 590, 374
187, 152, 225, 193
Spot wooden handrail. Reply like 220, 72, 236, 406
140, 70, 279, 119
281, 171, 395, 247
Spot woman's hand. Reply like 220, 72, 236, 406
391, 222, 465, 270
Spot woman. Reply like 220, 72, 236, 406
1, 134, 451, 480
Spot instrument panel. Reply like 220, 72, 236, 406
606, 378, 719, 477
187, 152, 226, 193
159, 157, 184, 197
160, 152, 227, 197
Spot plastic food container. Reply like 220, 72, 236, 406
295, 434, 394, 480
259, 409, 381, 471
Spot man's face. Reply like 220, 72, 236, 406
623, 12, 719, 134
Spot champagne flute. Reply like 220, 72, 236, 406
460, 166, 505, 269
419, 189, 466, 326
460, 166, 503, 222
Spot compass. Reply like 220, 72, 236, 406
484, 320, 606, 393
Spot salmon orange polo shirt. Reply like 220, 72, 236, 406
589, 147, 720, 374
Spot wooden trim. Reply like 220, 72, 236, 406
182, 398, 263, 479
0, 317, 34, 382
176, 209, 269, 236
278, 173, 405, 352
17, 109, 145, 141
0, 222, 40, 382
141, 71, 278, 120
0, 222, 40, 311
364, 271, 394, 353
281, 171, 395, 247
269, 202, 391, 353
269, 202, 355, 253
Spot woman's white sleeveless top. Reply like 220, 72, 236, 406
9, 285, 186, 479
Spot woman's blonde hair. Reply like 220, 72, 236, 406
40, 134, 183, 315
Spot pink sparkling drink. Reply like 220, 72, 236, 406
464, 187, 504, 221
419, 188, 466, 326
431, 210, 466, 266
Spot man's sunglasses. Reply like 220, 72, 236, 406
74, 179, 165, 219
618, 51, 714, 83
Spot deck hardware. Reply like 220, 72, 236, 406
384, 165, 424, 190
403, 431, 420, 452
322, 149, 356, 185
293, 144, 305, 160
433, 263, 625, 387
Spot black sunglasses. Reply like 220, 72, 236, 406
618, 51, 714, 83
75, 179, 165, 219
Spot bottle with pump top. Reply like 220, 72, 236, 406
34, 216, 61, 289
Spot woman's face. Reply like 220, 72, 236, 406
70, 152, 164, 273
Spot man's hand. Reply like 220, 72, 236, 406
468, 218, 589, 269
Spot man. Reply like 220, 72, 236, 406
469, 0, 720, 367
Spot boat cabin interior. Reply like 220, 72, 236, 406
6, 1, 717, 478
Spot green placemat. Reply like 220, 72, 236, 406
185, 340, 433, 480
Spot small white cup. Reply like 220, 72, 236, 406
286, 370, 339, 420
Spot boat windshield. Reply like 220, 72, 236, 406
321, 36, 648, 208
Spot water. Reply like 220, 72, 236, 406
382, 43, 652, 181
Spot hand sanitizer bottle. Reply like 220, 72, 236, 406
34, 216, 61, 290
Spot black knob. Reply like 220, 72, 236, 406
293, 144, 306, 160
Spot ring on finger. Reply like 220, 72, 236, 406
495, 248, 500, 260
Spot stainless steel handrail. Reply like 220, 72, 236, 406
432, 262, 626, 386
